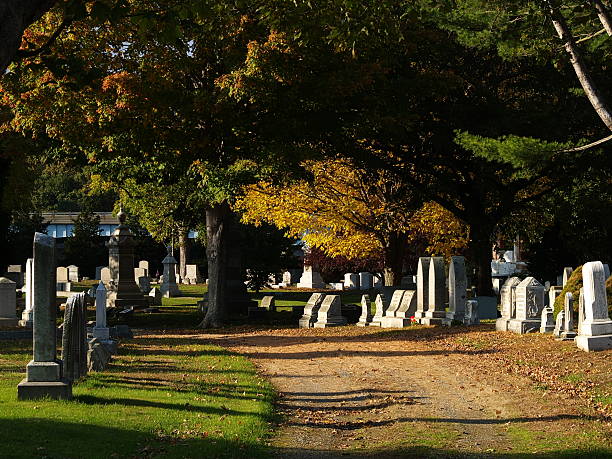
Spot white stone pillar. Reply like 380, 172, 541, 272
93, 281, 109, 340
19, 258, 34, 327
576, 261, 612, 351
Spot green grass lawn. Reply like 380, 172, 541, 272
0, 329, 275, 458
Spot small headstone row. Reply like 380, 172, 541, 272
298, 293, 347, 328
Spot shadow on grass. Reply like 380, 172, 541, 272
0, 418, 267, 459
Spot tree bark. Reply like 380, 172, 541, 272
546, 1, 612, 130
0, 0, 56, 73
198, 203, 230, 328
178, 227, 189, 281
592, 0, 612, 35
382, 232, 406, 287
468, 225, 495, 297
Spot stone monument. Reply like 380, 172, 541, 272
299, 293, 325, 328
19, 258, 34, 327
357, 294, 373, 326
562, 267, 573, 287
0, 277, 18, 328
297, 265, 325, 289
344, 273, 359, 290
576, 261, 612, 351
359, 272, 373, 290
539, 305, 555, 333
414, 257, 431, 322
261, 295, 276, 312
421, 257, 446, 325
62, 292, 88, 382
160, 246, 180, 298
106, 210, 147, 309
370, 293, 387, 327
93, 282, 110, 341
496, 277, 521, 331
558, 292, 577, 341
313, 295, 347, 328
464, 299, 479, 325
18, 233, 72, 400
443, 256, 467, 326
508, 277, 545, 334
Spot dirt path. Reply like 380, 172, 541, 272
187, 324, 607, 458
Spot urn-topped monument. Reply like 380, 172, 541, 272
105, 210, 147, 309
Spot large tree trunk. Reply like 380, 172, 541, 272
382, 232, 406, 287
546, 1, 612, 130
468, 225, 495, 297
198, 203, 230, 328
0, 0, 56, 73
178, 227, 189, 281
592, 0, 612, 35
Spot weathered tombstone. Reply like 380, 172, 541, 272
106, 211, 147, 309
553, 310, 565, 338
344, 273, 359, 290
575, 261, 612, 351
95, 266, 105, 280
385, 290, 406, 318
261, 296, 276, 312
160, 247, 180, 298
464, 299, 479, 325
0, 277, 18, 328
62, 292, 88, 382
100, 267, 111, 285
359, 272, 373, 290
577, 288, 585, 336
93, 282, 110, 341
382, 291, 416, 328
313, 295, 347, 328
357, 294, 373, 327
562, 267, 573, 287
56, 266, 69, 283
87, 337, 112, 372
137, 276, 151, 294
185, 264, 201, 283
297, 265, 326, 289
299, 293, 325, 328
7, 264, 22, 272
422, 257, 446, 325
539, 306, 555, 333
282, 271, 292, 285
138, 260, 149, 273
558, 292, 577, 341
19, 258, 34, 327
443, 256, 467, 326
148, 287, 162, 306
67, 265, 79, 282
370, 293, 387, 327
548, 286, 563, 308
18, 233, 72, 400
508, 277, 545, 334
134, 267, 147, 280
495, 277, 521, 331
414, 257, 431, 322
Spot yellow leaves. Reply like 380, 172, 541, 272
409, 202, 469, 258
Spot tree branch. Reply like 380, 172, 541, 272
16, 16, 72, 58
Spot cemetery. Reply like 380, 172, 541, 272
1, 2, 612, 458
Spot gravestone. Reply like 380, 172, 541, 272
539, 306, 555, 333
100, 267, 111, 285
56, 266, 69, 283
67, 265, 79, 282
553, 310, 565, 338
106, 210, 147, 309
313, 295, 347, 328
138, 260, 149, 272
359, 272, 373, 290
95, 266, 105, 280
357, 294, 373, 326
185, 264, 201, 283
0, 277, 18, 328
548, 286, 563, 308
414, 257, 431, 322
62, 292, 88, 382
134, 267, 147, 280
422, 257, 446, 325
160, 247, 180, 298
464, 299, 479, 325
19, 258, 34, 327
299, 293, 325, 328
575, 261, 612, 351
370, 294, 387, 327
604, 264, 611, 280
382, 291, 416, 328
496, 277, 521, 331
558, 292, 577, 341
261, 296, 276, 312
297, 265, 326, 289
443, 256, 467, 326
508, 277, 545, 334
148, 287, 162, 306
93, 282, 110, 341
7, 264, 21, 272
344, 273, 359, 290
137, 276, 151, 294
578, 288, 585, 336
282, 271, 292, 285
385, 290, 406, 318
18, 233, 72, 400
562, 267, 573, 287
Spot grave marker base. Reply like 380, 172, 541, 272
380, 317, 411, 328
495, 318, 510, 331
508, 319, 541, 334
17, 379, 72, 400
576, 334, 612, 352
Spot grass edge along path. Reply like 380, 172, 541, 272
0, 333, 276, 459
